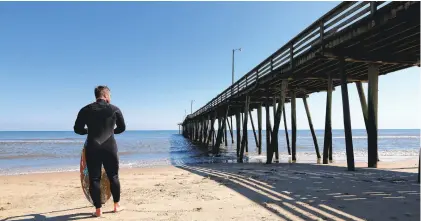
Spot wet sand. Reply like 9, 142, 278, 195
0, 158, 419, 221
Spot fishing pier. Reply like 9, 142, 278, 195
180, 1, 420, 173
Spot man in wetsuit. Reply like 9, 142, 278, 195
73, 85, 126, 217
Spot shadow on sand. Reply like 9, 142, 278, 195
1, 206, 92, 221
170, 134, 420, 221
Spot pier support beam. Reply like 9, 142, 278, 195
228, 116, 234, 144
283, 106, 291, 155
236, 109, 241, 157
249, 110, 259, 151
196, 121, 199, 142
418, 153, 421, 183
273, 97, 278, 160
291, 90, 297, 162
303, 97, 321, 159
199, 120, 202, 143
224, 117, 228, 146
270, 80, 288, 164
214, 116, 222, 153
205, 115, 210, 145
214, 107, 229, 155
230, 117, 234, 144
356, 82, 380, 162
265, 97, 272, 164
257, 104, 263, 155
239, 96, 250, 163
340, 58, 355, 171
210, 113, 217, 148
323, 74, 333, 164
356, 82, 368, 130
367, 64, 379, 168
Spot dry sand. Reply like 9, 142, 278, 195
0, 158, 419, 221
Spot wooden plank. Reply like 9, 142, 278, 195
303, 97, 321, 159
257, 104, 263, 155
323, 74, 333, 164
340, 58, 355, 171
283, 105, 291, 155
367, 64, 379, 168
291, 90, 297, 162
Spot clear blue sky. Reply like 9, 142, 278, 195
0, 2, 419, 131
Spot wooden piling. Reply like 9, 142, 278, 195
323, 74, 333, 164
205, 116, 211, 146
198, 120, 202, 143
283, 105, 291, 155
239, 96, 250, 162
257, 104, 263, 155
356, 82, 380, 162
236, 109, 241, 157
340, 58, 355, 171
265, 98, 272, 164
230, 116, 234, 144
271, 80, 288, 163
214, 116, 222, 153
228, 116, 234, 144
303, 97, 321, 159
291, 90, 297, 162
418, 153, 421, 183
215, 107, 229, 154
272, 95, 279, 161
356, 82, 368, 130
249, 110, 259, 151
223, 117, 228, 147
367, 64, 379, 168
211, 113, 217, 148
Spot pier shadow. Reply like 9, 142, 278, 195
176, 162, 420, 220
170, 134, 420, 220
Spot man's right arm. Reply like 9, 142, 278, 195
114, 107, 126, 134
74, 107, 88, 135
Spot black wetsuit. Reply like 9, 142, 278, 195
73, 99, 126, 209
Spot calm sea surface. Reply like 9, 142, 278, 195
0, 129, 419, 175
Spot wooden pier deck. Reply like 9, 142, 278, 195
180, 1, 420, 174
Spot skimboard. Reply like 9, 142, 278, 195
80, 143, 111, 205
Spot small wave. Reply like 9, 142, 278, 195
0, 139, 84, 144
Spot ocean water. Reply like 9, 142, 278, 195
0, 129, 419, 175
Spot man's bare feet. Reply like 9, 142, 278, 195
92, 208, 102, 217
114, 202, 124, 213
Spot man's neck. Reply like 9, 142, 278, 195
96, 98, 107, 103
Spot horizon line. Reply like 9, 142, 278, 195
0, 128, 419, 132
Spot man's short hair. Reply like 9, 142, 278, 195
94, 85, 110, 98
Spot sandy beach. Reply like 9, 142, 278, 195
0, 158, 419, 221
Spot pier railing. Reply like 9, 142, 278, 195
186, 1, 392, 121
